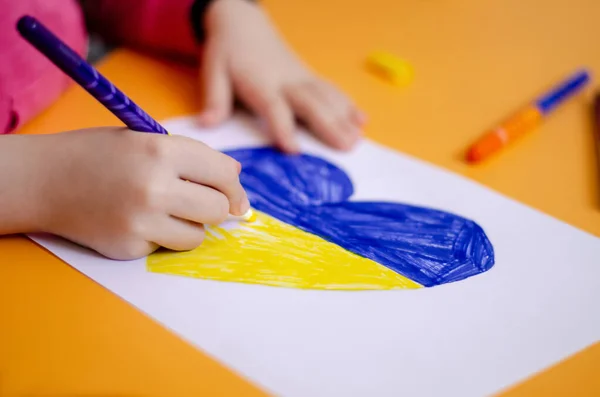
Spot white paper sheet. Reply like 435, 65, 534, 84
30, 114, 600, 397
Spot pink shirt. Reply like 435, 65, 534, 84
0, 0, 197, 134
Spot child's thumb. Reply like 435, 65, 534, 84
198, 45, 232, 127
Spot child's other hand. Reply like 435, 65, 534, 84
198, 0, 366, 153
38, 128, 248, 260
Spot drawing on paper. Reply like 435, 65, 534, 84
147, 147, 495, 290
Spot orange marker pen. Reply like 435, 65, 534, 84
466, 69, 590, 163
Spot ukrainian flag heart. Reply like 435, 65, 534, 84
147, 148, 495, 290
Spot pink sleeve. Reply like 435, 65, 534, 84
83, 0, 199, 62
0, 0, 87, 133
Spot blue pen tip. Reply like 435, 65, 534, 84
536, 68, 592, 115
575, 68, 591, 83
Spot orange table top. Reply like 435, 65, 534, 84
1, 0, 599, 395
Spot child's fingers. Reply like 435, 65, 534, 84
286, 82, 359, 150
350, 108, 368, 126
286, 84, 346, 148
316, 81, 366, 128
198, 40, 233, 126
261, 95, 298, 153
149, 215, 206, 252
173, 137, 249, 215
78, 236, 158, 261
241, 87, 299, 153
167, 180, 232, 225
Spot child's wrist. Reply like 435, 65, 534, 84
0, 135, 52, 234
190, 0, 257, 42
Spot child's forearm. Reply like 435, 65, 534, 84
0, 135, 47, 235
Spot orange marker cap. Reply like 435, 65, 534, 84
466, 106, 543, 163
466, 131, 505, 163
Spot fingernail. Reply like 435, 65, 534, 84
350, 124, 362, 136
236, 161, 242, 174
240, 195, 251, 214
355, 111, 368, 126
341, 128, 361, 150
340, 139, 355, 151
198, 110, 215, 125
284, 141, 300, 154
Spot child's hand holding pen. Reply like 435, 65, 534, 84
0, 129, 248, 260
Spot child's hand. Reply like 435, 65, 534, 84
35, 128, 248, 260
197, 0, 366, 153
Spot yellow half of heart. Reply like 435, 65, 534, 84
147, 211, 422, 291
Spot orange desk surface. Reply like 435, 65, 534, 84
1, 0, 599, 395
